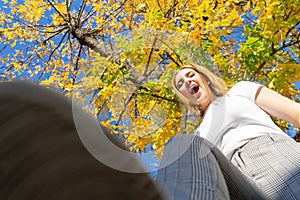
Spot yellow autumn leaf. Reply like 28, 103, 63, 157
10, 40, 17, 47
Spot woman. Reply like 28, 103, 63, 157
156, 64, 300, 200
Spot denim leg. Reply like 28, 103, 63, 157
156, 135, 268, 200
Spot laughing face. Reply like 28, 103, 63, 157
174, 68, 216, 112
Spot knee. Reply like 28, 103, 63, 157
159, 134, 216, 168
166, 134, 215, 153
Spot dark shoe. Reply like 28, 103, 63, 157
0, 81, 165, 200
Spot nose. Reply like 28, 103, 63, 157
184, 77, 192, 86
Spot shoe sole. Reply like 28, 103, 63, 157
0, 81, 165, 200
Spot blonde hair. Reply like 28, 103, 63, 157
172, 63, 227, 115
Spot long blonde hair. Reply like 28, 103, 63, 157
172, 63, 227, 115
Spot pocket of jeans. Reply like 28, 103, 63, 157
231, 149, 246, 171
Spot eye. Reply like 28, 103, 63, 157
177, 81, 183, 89
189, 72, 195, 77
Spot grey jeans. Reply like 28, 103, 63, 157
231, 134, 300, 200
156, 134, 268, 200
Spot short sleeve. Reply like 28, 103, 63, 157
228, 81, 263, 102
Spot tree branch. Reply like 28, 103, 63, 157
250, 36, 300, 81
47, 0, 67, 21
47, 30, 68, 61
144, 35, 157, 76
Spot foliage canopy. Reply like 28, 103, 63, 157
1, 0, 299, 157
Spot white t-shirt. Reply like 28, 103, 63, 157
194, 81, 286, 159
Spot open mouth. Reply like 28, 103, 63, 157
191, 85, 199, 95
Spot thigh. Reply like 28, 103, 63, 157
156, 135, 268, 200
232, 134, 300, 200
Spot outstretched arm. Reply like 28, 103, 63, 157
255, 86, 300, 128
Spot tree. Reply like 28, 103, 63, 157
0, 0, 299, 157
